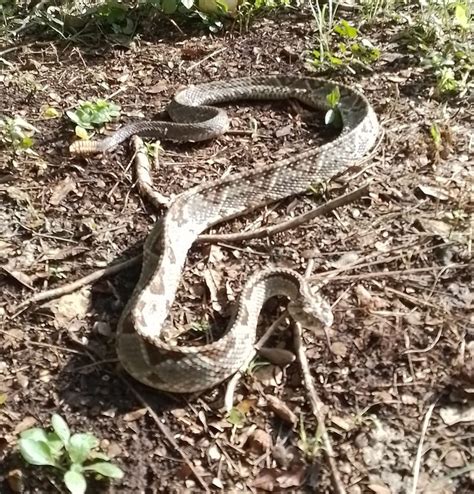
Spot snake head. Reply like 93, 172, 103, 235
287, 289, 334, 329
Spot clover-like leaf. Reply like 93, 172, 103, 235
83, 461, 124, 479
19, 438, 57, 467
64, 470, 87, 494
52, 414, 71, 446
67, 433, 99, 465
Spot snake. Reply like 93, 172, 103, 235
70, 76, 379, 393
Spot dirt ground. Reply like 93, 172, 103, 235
0, 8, 473, 494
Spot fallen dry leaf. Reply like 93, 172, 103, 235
49, 176, 77, 205
266, 395, 297, 426
248, 428, 272, 453
439, 404, 474, 425
252, 465, 306, 491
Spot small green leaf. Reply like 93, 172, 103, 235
454, 4, 469, 30
43, 107, 60, 118
19, 438, 57, 466
46, 432, 65, 456
52, 414, 71, 445
83, 462, 124, 479
67, 433, 99, 465
430, 123, 441, 147
326, 87, 341, 108
20, 428, 48, 442
227, 408, 245, 427
64, 470, 87, 494
325, 108, 343, 129
0, 393, 6, 405
162, 0, 178, 14
88, 451, 111, 461
334, 19, 358, 39
75, 126, 89, 140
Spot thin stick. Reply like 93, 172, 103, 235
122, 378, 211, 494
12, 183, 369, 313
186, 47, 228, 72
293, 260, 346, 494
294, 322, 346, 494
198, 182, 370, 244
411, 401, 437, 494
12, 256, 142, 314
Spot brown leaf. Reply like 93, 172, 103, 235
123, 408, 147, 422
7, 469, 23, 493
14, 416, 37, 435
417, 184, 451, 201
252, 465, 306, 491
248, 428, 272, 453
266, 395, 297, 426
49, 177, 77, 206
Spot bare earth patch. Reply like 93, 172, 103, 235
1, 11, 472, 494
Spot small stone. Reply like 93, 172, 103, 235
444, 449, 464, 468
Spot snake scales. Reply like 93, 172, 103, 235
70, 76, 379, 393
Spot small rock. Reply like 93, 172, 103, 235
355, 432, 369, 449
444, 449, 464, 468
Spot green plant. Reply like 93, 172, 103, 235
19, 414, 123, 494
324, 86, 342, 128
0, 116, 36, 152
400, 0, 472, 96
67, 99, 120, 138
308, 0, 339, 67
308, 7, 380, 71
297, 417, 324, 458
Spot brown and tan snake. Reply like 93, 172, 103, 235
70, 76, 379, 393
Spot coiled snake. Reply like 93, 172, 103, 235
70, 76, 379, 393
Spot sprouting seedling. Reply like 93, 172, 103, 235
67, 99, 121, 140
324, 86, 343, 129
19, 414, 123, 494
430, 123, 442, 150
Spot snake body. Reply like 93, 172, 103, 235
71, 76, 379, 393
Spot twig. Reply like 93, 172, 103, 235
12, 256, 142, 314
315, 263, 469, 282
133, 136, 172, 208
198, 182, 370, 244
122, 378, 211, 494
186, 47, 228, 73
294, 260, 346, 494
12, 182, 369, 313
403, 325, 443, 355
411, 401, 437, 494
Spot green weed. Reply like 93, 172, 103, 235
19, 414, 123, 494
67, 99, 120, 139
401, 0, 472, 96
0, 116, 37, 153
309, 5, 380, 71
